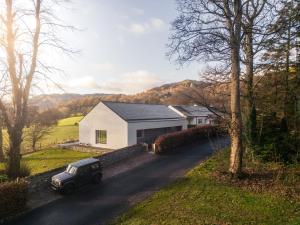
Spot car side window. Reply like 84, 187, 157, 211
77, 166, 90, 175
91, 163, 100, 170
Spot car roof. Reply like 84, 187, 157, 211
69, 158, 100, 167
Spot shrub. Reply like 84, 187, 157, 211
154, 125, 218, 154
4, 162, 31, 178
19, 162, 31, 177
0, 175, 8, 183
0, 179, 28, 218
253, 115, 300, 164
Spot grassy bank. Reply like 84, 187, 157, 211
0, 148, 98, 175
2, 116, 83, 153
114, 149, 300, 225
57, 116, 83, 126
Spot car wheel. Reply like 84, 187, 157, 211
93, 173, 102, 184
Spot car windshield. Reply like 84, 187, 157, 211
66, 165, 77, 175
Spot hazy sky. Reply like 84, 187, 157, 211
50, 0, 205, 94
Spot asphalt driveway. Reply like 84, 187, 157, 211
5, 137, 229, 225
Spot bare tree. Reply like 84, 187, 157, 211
27, 124, 50, 151
241, 0, 277, 150
168, 0, 244, 175
0, 0, 74, 178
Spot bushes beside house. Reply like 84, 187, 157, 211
0, 179, 28, 218
154, 125, 217, 154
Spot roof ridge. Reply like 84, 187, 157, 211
101, 100, 167, 106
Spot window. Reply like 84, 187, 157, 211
77, 166, 89, 175
96, 130, 107, 144
91, 163, 100, 170
197, 118, 203, 124
137, 130, 144, 138
66, 165, 77, 175
176, 126, 182, 131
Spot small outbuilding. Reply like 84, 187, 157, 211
79, 101, 188, 149
168, 105, 215, 127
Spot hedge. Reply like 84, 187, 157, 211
154, 125, 217, 154
0, 179, 28, 218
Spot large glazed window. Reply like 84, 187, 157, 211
137, 130, 144, 138
96, 130, 107, 144
197, 118, 203, 124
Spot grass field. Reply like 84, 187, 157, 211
35, 116, 84, 149
3, 116, 84, 153
0, 148, 99, 175
57, 116, 83, 126
0, 116, 93, 175
114, 149, 300, 225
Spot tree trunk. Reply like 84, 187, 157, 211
230, 50, 243, 175
283, 21, 291, 122
229, 0, 243, 176
0, 116, 4, 162
6, 126, 23, 178
32, 137, 37, 152
244, 26, 257, 149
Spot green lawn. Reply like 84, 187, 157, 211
35, 116, 83, 149
37, 125, 79, 148
0, 148, 99, 175
57, 116, 83, 126
3, 116, 83, 153
114, 150, 300, 225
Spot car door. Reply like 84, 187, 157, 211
76, 166, 91, 185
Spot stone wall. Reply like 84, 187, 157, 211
27, 144, 146, 193
95, 144, 146, 167
68, 144, 112, 154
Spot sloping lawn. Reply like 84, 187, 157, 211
57, 116, 83, 126
38, 125, 79, 148
33, 116, 83, 149
2, 116, 83, 153
0, 148, 99, 175
114, 150, 300, 225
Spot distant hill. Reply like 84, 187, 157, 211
29, 79, 221, 115
29, 93, 110, 110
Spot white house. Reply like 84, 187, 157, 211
79, 101, 188, 149
168, 105, 215, 126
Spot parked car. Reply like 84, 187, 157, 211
51, 158, 102, 194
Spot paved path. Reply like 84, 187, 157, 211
6, 137, 229, 225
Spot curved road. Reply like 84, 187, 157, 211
6, 138, 228, 225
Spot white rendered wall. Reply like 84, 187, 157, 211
79, 102, 128, 149
127, 119, 188, 146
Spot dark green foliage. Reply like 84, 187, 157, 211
0, 179, 28, 218
154, 125, 217, 154
255, 113, 300, 164
0, 174, 8, 183
245, 105, 257, 148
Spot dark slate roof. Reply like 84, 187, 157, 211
70, 158, 99, 167
172, 105, 213, 117
102, 101, 184, 121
